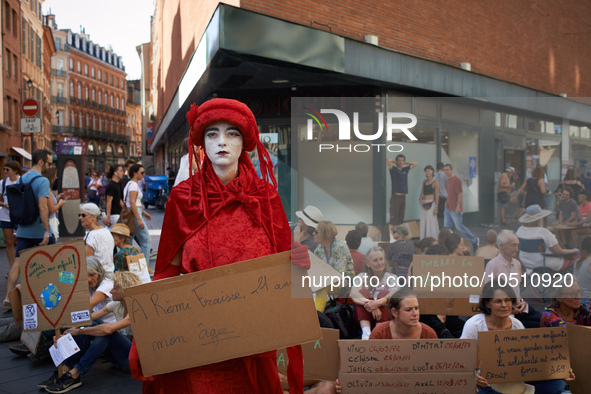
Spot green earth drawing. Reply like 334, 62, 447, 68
40, 283, 61, 310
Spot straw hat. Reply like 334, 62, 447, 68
295, 206, 323, 228
518, 204, 552, 223
110, 223, 131, 239
490, 382, 535, 394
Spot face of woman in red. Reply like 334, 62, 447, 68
204, 122, 244, 174
392, 297, 420, 327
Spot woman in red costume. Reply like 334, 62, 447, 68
129, 98, 308, 393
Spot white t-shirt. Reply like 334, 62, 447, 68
0, 177, 18, 222
85, 228, 115, 277
460, 313, 524, 340
123, 180, 143, 208
90, 278, 116, 324
515, 226, 562, 271
107, 301, 131, 336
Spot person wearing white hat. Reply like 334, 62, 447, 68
293, 205, 323, 252
497, 167, 515, 226
515, 204, 578, 272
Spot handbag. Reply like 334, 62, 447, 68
87, 189, 97, 200
422, 201, 433, 210
117, 187, 136, 234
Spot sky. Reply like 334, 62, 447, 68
43, 0, 154, 80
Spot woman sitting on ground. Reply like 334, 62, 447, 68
386, 226, 416, 277
38, 272, 142, 393
87, 256, 116, 324
444, 232, 469, 257
475, 230, 499, 261
111, 223, 140, 271
80, 203, 115, 278
540, 278, 591, 327
370, 288, 437, 339
350, 247, 398, 339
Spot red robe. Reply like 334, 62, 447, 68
130, 155, 303, 393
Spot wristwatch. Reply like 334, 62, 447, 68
45, 232, 51, 237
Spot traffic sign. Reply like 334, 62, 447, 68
21, 99, 39, 117
21, 118, 41, 133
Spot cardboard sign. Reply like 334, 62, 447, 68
9, 287, 22, 325
276, 328, 339, 382
479, 327, 570, 383
411, 254, 484, 314
125, 251, 321, 376
306, 251, 340, 292
566, 324, 591, 394
338, 339, 476, 393
401, 221, 420, 239
19, 240, 90, 332
126, 253, 151, 283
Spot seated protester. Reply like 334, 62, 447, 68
554, 187, 579, 247
515, 204, 579, 272
437, 227, 454, 249
462, 282, 572, 394
314, 221, 354, 312
484, 230, 541, 328
355, 221, 373, 255
417, 237, 436, 254
39, 272, 142, 393
111, 223, 140, 271
541, 278, 591, 327
370, 288, 437, 339
475, 230, 499, 262
444, 232, 469, 257
386, 226, 416, 277
574, 236, 591, 302
293, 205, 323, 252
87, 256, 116, 324
569, 189, 591, 248
424, 244, 448, 256
346, 229, 366, 275
350, 247, 398, 339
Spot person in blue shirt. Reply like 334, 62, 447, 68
386, 154, 417, 227
583, 169, 591, 191
3, 149, 53, 310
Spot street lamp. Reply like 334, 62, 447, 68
26, 78, 33, 98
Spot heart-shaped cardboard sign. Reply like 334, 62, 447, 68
19, 240, 90, 332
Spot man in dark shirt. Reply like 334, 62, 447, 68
583, 170, 591, 191
386, 154, 417, 226
119, 159, 136, 191
104, 165, 124, 228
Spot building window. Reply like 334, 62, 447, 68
104, 71, 108, 84
104, 92, 107, 105
91, 67, 95, 79
84, 64, 88, 76
92, 88, 95, 101
57, 83, 64, 97
79, 113, 82, 127
116, 96, 119, 110
5, 49, 9, 76
86, 113, 89, 127
55, 37, 61, 51
5, 2, 10, 33
57, 58, 64, 70
98, 69, 101, 81
57, 110, 63, 126
121, 100, 124, 111
12, 54, 16, 80
77, 61, 81, 74
110, 75, 113, 86
69, 58, 73, 71
21, 17, 26, 55
85, 85, 89, 100
12, 10, 16, 36
99, 117, 102, 130
98, 90, 102, 105
110, 94, 113, 108
70, 81, 74, 97
77, 83, 81, 98
71, 110, 75, 126
93, 115, 96, 129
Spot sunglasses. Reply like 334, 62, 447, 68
78, 213, 87, 218
140, 171, 145, 174
3, 168, 9, 172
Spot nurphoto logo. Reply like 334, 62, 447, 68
304, 107, 418, 153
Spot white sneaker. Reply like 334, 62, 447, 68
361, 332, 370, 340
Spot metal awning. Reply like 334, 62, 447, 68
11, 147, 32, 160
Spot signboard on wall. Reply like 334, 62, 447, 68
146, 122, 155, 155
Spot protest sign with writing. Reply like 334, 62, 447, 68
276, 328, 339, 382
125, 251, 321, 376
411, 254, 484, 315
19, 240, 90, 332
479, 327, 570, 383
566, 324, 591, 394
338, 339, 476, 393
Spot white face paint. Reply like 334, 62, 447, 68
203, 122, 244, 179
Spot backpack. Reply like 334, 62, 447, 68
6, 174, 42, 225
324, 298, 358, 339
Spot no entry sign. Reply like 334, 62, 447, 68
22, 99, 39, 117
